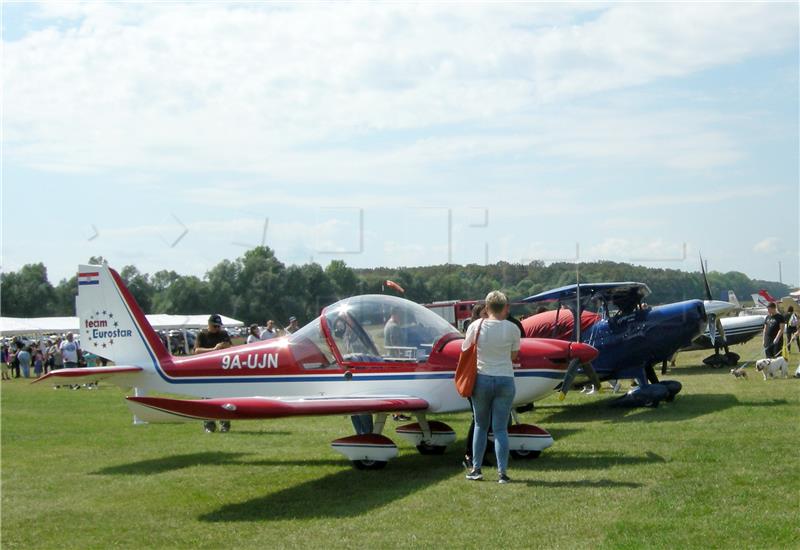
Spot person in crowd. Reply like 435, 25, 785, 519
785, 306, 798, 352
1, 345, 10, 381
47, 338, 62, 372
286, 316, 300, 334
32, 346, 44, 378
17, 345, 32, 379
246, 324, 261, 344
9, 345, 21, 378
260, 320, 278, 340
83, 350, 98, 368
464, 291, 520, 484
384, 307, 405, 347
194, 314, 233, 433
463, 303, 490, 469
763, 302, 785, 358
60, 333, 80, 368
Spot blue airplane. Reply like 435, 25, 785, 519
521, 282, 707, 407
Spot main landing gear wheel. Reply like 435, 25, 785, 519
352, 459, 387, 470
416, 442, 448, 455
510, 449, 541, 460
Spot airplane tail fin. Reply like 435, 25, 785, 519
752, 293, 769, 307
727, 291, 741, 308
758, 289, 778, 304
76, 264, 171, 369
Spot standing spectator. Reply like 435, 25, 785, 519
32, 347, 44, 378
762, 302, 785, 358
246, 324, 261, 344
463, 303, 489, 469
47, 339, 62, 372
9, 346, 21, 378
464, 291, 520, 484
286, 316, 300, 334
384, 307, 404, 347
194, 314, 232, 433
260, 320, 278, 340
1, 345, 10, 381
17, 346, 32, 378
60, 333, 80, 368
785, 306, 798, 352
83, 350, 98, 368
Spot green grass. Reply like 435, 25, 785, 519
3, 339, 799, 549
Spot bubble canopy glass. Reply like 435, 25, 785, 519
291, 294, 461, 365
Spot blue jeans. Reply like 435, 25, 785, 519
472, 373, 516, 474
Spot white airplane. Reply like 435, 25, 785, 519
36, 264, 598, 469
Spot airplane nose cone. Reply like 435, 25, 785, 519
569, 342, 599, 363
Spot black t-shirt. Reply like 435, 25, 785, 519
196, 329, 231, 350
763, 313, 785, 344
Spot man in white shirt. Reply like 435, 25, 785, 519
60, 333, 80, 368
260, 320, 278, 340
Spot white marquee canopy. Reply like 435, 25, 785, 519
0, 314, 243, 337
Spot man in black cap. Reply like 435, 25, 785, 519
286, 316, 299, 334
194, 314, 233, 432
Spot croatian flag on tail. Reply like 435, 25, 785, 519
78, 271, 100, 285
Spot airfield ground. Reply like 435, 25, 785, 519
2, 338, 798, 549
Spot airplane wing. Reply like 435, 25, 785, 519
33, 366, 143, 387
523, 282, 651, 304
127, 395, 429, 423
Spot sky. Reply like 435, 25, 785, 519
2, 1, 799, 287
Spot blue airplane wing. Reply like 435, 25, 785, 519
522, 282, 651, 303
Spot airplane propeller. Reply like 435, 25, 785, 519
557, 345, 603, 400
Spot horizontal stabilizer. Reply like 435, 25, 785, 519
126, 395, 429, 422
33, 366, 143, 387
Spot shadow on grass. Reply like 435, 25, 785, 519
92, 452, 252, 475
198, 448, 663, 522
222, 430, 293, 436
199, 452, 458, 522
522, 479, 643, 489
536, 393, 788, 425
92, 452, 351, 475
514, 451, 666, 472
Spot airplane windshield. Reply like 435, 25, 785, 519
321, 295, 461, 364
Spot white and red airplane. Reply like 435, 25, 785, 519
36, 264, 598, 470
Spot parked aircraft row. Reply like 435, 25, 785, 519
36, 261, 782, 470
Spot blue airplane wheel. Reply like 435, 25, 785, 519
352, 459, 387, 470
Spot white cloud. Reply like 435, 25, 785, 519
3, 2, 796, 177
753, 237, 779, 254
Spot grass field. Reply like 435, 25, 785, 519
2, 338, 799, 549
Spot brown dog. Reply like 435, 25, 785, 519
730, 367, 747, 379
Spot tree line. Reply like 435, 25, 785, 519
0, 247, 791, 326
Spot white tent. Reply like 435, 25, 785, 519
0, 314, 243, 337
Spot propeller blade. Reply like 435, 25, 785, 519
582, 361, 603, 393
707, 313, 717, 346
558, 358, 582, 401
715, 315, 728, 350
700, 253, 713, 301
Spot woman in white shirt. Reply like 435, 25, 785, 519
463, 291, 520, 484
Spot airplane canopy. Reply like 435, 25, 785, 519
291, 294, 461, 365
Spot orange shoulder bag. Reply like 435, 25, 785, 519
454, 320, 483, 398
